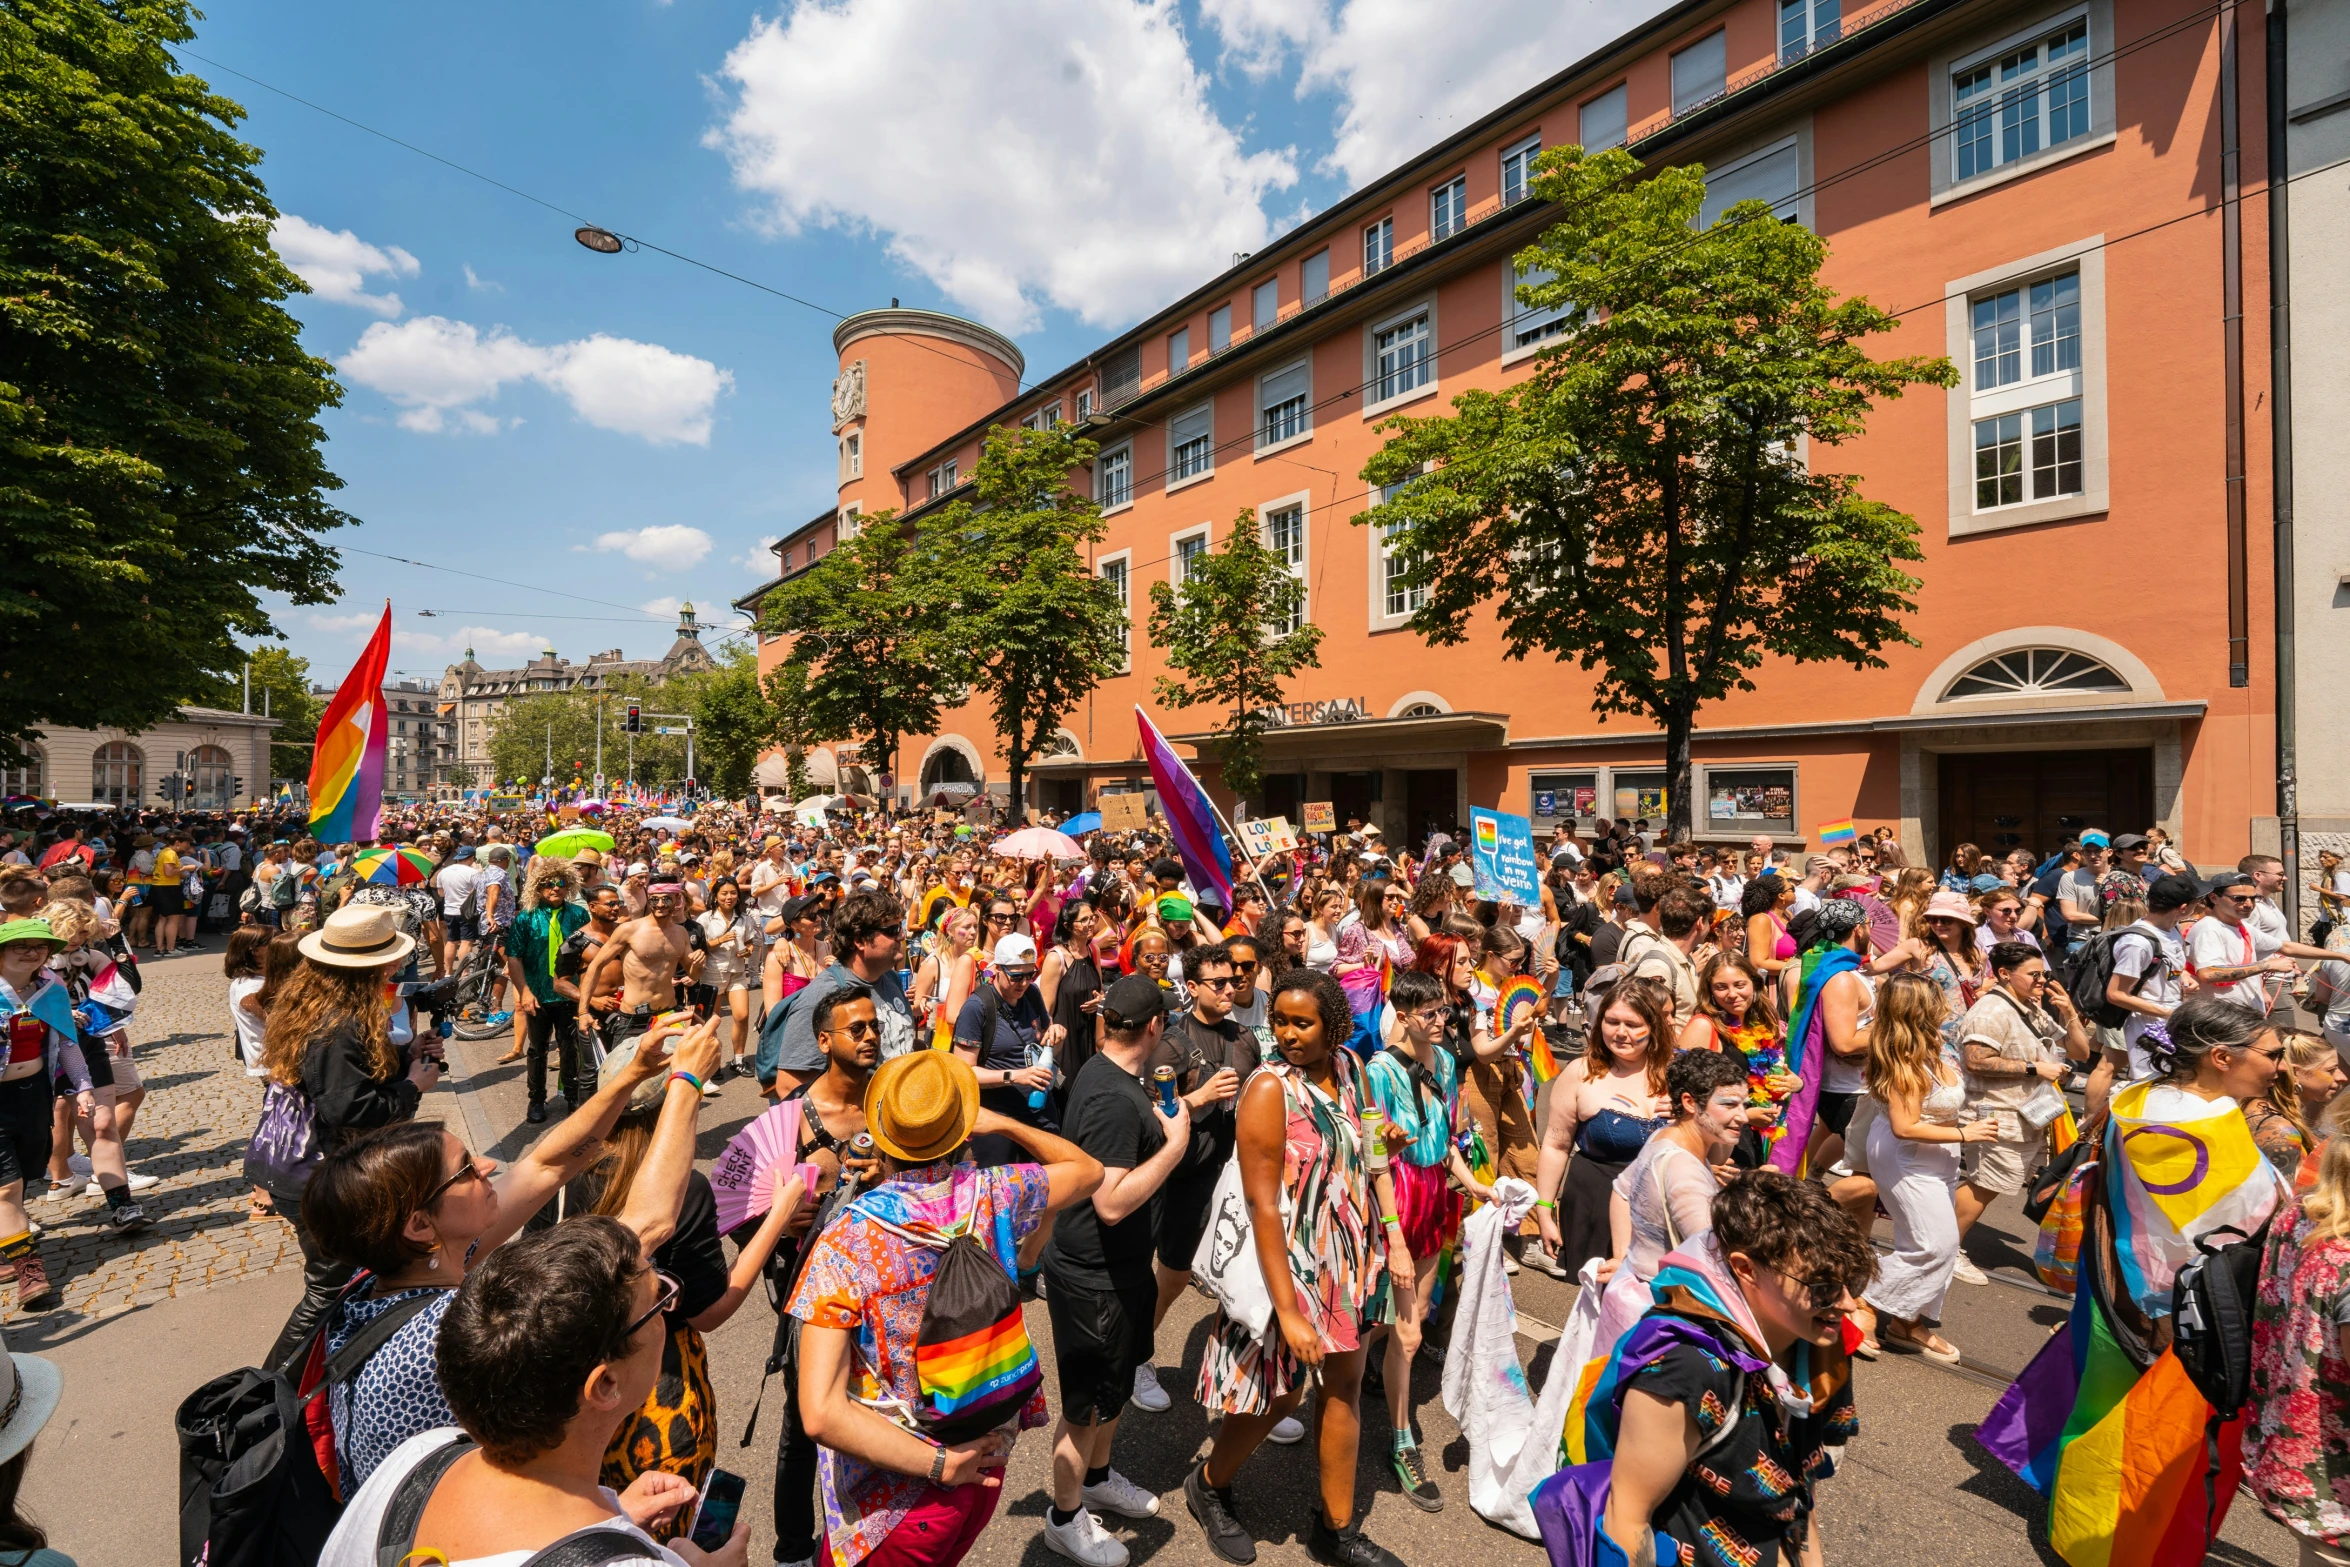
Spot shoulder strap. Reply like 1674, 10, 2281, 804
979, 983, 1000, 1059
374, 1433, 475, 1567
521, 1525, 665, 1567
304, 1288, 442, 1405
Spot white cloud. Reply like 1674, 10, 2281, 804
592, 525, 714, 571
338, 316, 732, 445
706, 0, 1298, 333
271, 214, 421, 317
464, 264, 503, 293
739, 536, 781, 575
638, 596, 684, 617
391, 625, 550, 663
1201, 0, 1671, 188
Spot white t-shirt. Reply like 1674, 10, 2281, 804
436, 863, 482, 918
749, 857, 793, 918
319, 1429, 681, 1567
2110, 919, 2185, 1077
229, 976, 267, 1075
1791, 884, 1823, 917
2187, 914, 2271, 1015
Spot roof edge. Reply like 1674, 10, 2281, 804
832, 309, 1025, 376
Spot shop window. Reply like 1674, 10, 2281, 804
1612, 769, 1669, 821
1530, 770, 1599, 827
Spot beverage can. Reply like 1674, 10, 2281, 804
1151, 1064, 1179, 1116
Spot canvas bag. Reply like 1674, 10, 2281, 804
859, 1179, 1043, 1443
244, 1082, 322, 1198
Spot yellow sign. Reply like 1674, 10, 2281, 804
1301, 802, 1336, 833
1238, 816, 1299, 855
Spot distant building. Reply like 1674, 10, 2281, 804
301, 678, 457, 802
5, 709, 279, 811
437, 604, 715, 778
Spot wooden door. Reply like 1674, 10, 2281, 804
1937, 748, 2153, 863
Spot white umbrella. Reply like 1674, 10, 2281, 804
993, 826, 1085, 861
642, 816, 692, 833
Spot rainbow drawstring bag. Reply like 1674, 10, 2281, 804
863, 1208, 1043, 1442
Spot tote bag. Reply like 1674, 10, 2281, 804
1190, 1150, 1290, 1342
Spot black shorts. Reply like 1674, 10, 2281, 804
66, 1043, 113, 1093
1157, 1165, 1222, 1270
148, 887, 184, 917
0, 1076, 54, 1186
599, 1006, 655, 1064
443, 914, 480, 944
1815, 1090, 1860, 1139
1041, 1272, 1158, 1424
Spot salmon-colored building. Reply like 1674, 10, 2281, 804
742, 0, 2285, 871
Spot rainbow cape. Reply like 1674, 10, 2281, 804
1137, 707, 1232, 909
1975, 1081, 2284, 1566
1765, 943, 1862, 1175
307, 603, 391, 845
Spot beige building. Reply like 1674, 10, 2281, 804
5, 708, 278, 810
436, 604, 715, 777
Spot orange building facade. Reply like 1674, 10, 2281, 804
742, 0, 2279, 870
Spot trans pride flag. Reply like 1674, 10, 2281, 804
1136, 707, 1232, 909
308, 604, 391, 845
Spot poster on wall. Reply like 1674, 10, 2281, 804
1469, 807, 1543, 905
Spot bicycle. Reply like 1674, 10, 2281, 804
443, 939, 511, 1041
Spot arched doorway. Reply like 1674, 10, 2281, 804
91, 743, 142, 807
918, 738, 982, 802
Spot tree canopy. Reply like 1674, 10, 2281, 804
0, 0, 348, 760
1360, 144, 1955, 840
192, 645, 317, 783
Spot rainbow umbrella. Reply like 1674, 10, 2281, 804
351, 846, 437, 885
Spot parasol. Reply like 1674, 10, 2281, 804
576, 799, 609, 814
993, 826, 1084, 861
534, 828, 617, 859
351, 846, 437, 886
642, 816, 692, 833
1058, 811, 1102, 836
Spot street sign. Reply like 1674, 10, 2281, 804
653, 726, 689, 736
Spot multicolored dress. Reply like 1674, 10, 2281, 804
1363, 1044, 1463, 1258
1196, 1052, 1391, 1415
2245, 1195, 2350, 1548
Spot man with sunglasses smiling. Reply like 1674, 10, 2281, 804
576, 877, 694, 1063
955, 932, 1065, 1167
2192, 867, 2335, 1017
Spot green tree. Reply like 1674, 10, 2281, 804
442, 762, 477, 791
764, 661, 816, 802
193, 645, 317, 781
0, 1, 348, 761
485, 673, 694, 790
917, 427, 1126, 816
1145, 508, 1325, 806
760, 512, 952, 804
1360, 145, 1956, 841
675, 644, 775, 802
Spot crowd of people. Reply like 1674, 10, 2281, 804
5, 795, 2350, 1566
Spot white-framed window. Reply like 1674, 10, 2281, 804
1168, 404, 1214, 485
1372, 310, 1433, 405
1501, 135, 1542, 205
1021, 401, 1061, 430
1363, 216, 1394, 276
1379, 502, 1425, 621
1944, 647, 2126, 700
1263, 499, 1308, 634
1953, 17, 2090, 182
1973, 399, 2082, 508
1257, 359, 1310, 450
1507, 263, 1576, 355
1779, 0, 1841, 61
838, 503, 861, 540
3, 751, 43, 799
1173, 526, 1211, 586
1671, 30, 1727, 116
927, 461, 958, 499
1301, 249, 1330, 304
1098, 552, 1131, 664
1580, 87, 1626, 152
840, 431, 862, 479
1208, 305, 1232, 353
1252, 279, 1278, 332
1168, 326, 1191, 374
1430, 177, 1467, 241
92, 741, 141, 807
1097, 443, 1133, 510
1075, 388, 1094, 419
1943, 239, 2107, 535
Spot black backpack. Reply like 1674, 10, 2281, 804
175, 1284, 437, 1567
373, 1435, 658, 1567
2066, 927, 2160, 1028
2170, 1217, 2273, 1547
861, 1188, 1043, 1443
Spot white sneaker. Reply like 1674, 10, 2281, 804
1950, 1255, 1989, 1285
1268, 1414, 1307, 1445
702, 1078, 723, 1097
33, 1183, 67, 1203
66, 1154, 91, 1180
1041, 1506, 1129, 1567
86, 1172, 159, 1196
1081, 1467, 1161, 1519
1129, 1362, 1170, 1413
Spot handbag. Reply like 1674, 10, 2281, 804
2033, 1156, 2096, 1295
2022, 1120, 2092, 1224
1191, 1151, 1283, 1341
243, 1082, 322, 1197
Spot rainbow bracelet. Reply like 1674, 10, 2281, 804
669, 1070, 705, 1094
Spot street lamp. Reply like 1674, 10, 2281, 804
574, 225, 625, 254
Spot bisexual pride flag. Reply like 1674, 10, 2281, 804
308, 603, 391, 845
1137, 707, 1233, 910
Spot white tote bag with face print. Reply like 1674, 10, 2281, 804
1190, 1150, 1288, 1342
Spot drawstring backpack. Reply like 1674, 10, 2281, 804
859, 1180, 1043, 1443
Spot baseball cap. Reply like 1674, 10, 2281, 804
991, 932, 1039, 972
1100, 972, 1167, 1029
2146, 874, 2199, 912
2204, 869, 2258, 897
2109, 833, 2149, 851
2079, 830, 2111, 848
1448, 863, 1475, 889
626, 861, 650, 877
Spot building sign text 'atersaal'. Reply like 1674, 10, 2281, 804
1256, 697, 1369, 727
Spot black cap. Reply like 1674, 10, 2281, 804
2109, 832, 2150, 850
1100, 973, 1168, 1029
2203, 869, 2258, 898
2146, 874, 2201, 911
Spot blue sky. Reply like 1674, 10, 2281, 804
195, 0, 1665, 689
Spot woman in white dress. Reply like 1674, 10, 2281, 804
695, 878, 762, 1080
1589, 1046, 1751, 1351
1862, 971, 2000, 1363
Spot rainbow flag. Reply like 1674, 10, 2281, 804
307, 604, 391, 845
1815, 818, 1858, 846
1766, 942, 1863, 1175
1137, 707, 1232, 909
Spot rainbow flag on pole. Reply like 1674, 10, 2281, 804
1136, 707, 1232, 909
307, 603, 391, 845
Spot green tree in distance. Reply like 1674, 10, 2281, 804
676, 644, 775, 802
0, 1, 348, 761
1146, 508, 1324, 808
764, 662, 817, 803
759, 511, 952, 802
194, 646, 318, 782
917, 427, 1126, 817
1360, 145, 1956, 841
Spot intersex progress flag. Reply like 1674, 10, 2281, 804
308, 603, 391, 845
1136, 707, 1233, 909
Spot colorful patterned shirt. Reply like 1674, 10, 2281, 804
787, 1161, 1050, 1567
1363, 1045, 1461, 1168
2247, 1196, 2350, 1545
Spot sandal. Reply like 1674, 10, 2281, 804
1882, 1322, 1961, 1364
494, 1048, 525, 1064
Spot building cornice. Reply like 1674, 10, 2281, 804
832, 309, 1024, 377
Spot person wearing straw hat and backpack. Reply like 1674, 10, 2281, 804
790, 1049, 1101, 1567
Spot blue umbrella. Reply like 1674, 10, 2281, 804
1060, 811, 1102, 836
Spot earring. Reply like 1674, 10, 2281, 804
427, 1243, 442, 1271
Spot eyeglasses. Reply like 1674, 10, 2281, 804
999, 969, 1038, 984
828, 1019, 881, 1040
424, 1151, 489, 1207
1231, 959, 1259, 975
624, 1271, 683, 1342
2243, 1043, 2290, 1064
986, 913, 1016, 925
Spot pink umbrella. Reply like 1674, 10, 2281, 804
993, 826, 1084, 861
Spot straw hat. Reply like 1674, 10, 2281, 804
862, 1049, 979, 1165
0, 1329, 62, 1466
297, 903, 417, 969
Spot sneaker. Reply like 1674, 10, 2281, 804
123, 1171, 158, 1192
1129, 1362, 1171, 1413
1268, 1413, 1306, 1445
1392, 1442, 1443, 1512
702, 1077, 723, 1098
1307, 1508, 1406, 1567
1502, 1250, 1521, 1275
14, 1253, 56, 1312
66, 1154, 91, 1181
1525, 1242, 1571, 1278
108, 1204, 150, 1234
1081, 1467, 1161, 1519
33, 1183, 68, 1203
1184, 1460, 1256, 1565
1040, 1506, 1128, 1567
1951, 1255, 1989, 1285
485, 1011, 513, 1028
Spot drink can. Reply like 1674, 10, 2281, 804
1151, 1064, 1179, 1116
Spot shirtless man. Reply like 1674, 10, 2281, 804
576, 878, 691, 1058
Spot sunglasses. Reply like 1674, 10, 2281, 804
828, 1019, 881, 1040
1766, 1262, 1850, 1312
986, 913, 1016, 924
424, 1150, 490, 1207
1195, 974, 1239, 991
624, 1271, 683, 1341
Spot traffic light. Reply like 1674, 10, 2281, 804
183, 776, 196, 800
623, 703, 642, 734
683, 778, 697, 796
232, 776, 245, 797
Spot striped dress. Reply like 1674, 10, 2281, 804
1196, 1051, 1392, 1414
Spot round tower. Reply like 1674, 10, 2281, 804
830, 307, 1023, 518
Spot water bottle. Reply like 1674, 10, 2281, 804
1026, 1039, 1054, 1111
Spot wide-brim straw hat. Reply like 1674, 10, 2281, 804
862, 1049, 979, 1165
297, 904, 417, 969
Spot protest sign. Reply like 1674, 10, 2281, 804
1469, 807, 1542, 905
1301, 801, 1336, 834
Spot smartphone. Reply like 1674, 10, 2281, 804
690, 1467, 746, 1552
